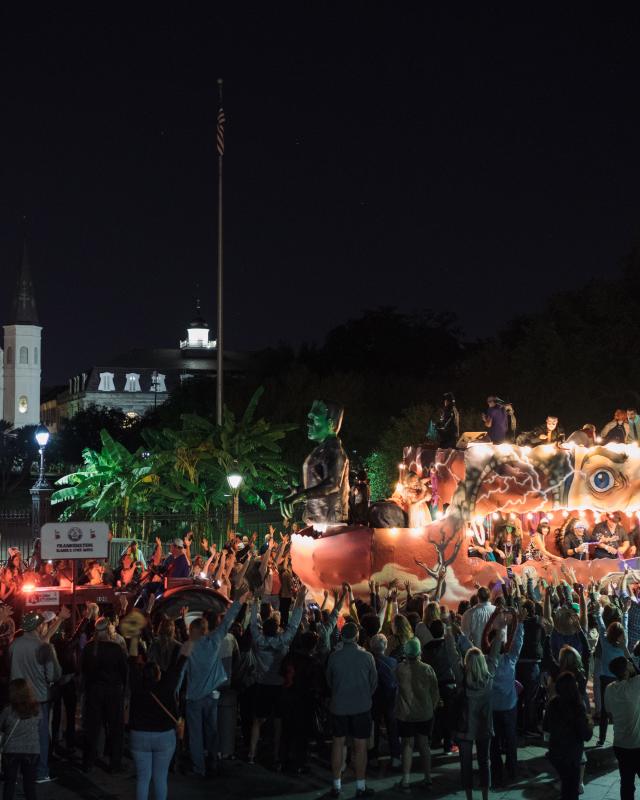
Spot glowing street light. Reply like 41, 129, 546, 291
226, 471, 243, 532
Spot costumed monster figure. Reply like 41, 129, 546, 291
280, 400, 350, 527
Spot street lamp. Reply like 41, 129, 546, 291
31, 423, 52, 541
226, 471, 243, 533
34, 424, 50, 488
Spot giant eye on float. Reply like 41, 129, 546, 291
286, 404, 640, 604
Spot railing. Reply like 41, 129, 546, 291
0, 508, 33, 563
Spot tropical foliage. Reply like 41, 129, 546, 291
51, 429, 156, 521
51, 388, 296, 526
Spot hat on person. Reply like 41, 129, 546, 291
574, 522, 586, 530
540, 517, 550, 525
341, 622, 359, 642
405, 638, 422, 659
22, 612, 44, 632
94, 616, 110, 632
41, 611, 56, 623
172, 538, 185, 548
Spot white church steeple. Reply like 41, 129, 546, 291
2, 242, 42, 426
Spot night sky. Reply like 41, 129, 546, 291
2, 6, 640, 386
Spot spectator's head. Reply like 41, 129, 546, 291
170, 538, 185, 557
341, 622, 359, 644
422, 601, 440, 625
299, 630, 318, 653
606, 620, 625, 648
429, 619, 444, 639
405, 637, 422, 660
627, 409, 638, 422
95, 616, 116, 640
21, 611, 46, 637
469, 594, 478, 607
263, 617, 279, 637
609, 656, 633, 680
406, 611, 420, 632
392, 614, 414, 643
464, 646, 489, 688
477, 586, 490, 604
457, 600, 470, 616
554, 671, 581, 706
521, 600, 535, 619
614, 409, 627, 423
360, 613, 381, 639
558, 645, 584, 677
157, 618, 175, 640
205, 609, 225, 631
8, 679, 39, 719
189, 617, 208, 641
260, 602, 272, 622
546, 416, 558, 431
369, 633, 387, 656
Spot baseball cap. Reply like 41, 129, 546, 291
41, 611, 56, 623
172, 538, 185, 548
341, 622, 359, 642
574, 522, 586, 530
95, 616, 110, 632
22, 612, 44, 632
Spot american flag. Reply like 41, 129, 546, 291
217, 106, 226, 156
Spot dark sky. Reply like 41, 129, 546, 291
2, 6, 640, 386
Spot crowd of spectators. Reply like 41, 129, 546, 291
0, 528, 639, 800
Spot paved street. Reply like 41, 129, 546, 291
29, 730, 622, 800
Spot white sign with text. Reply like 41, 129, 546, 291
40, 522, 109, 560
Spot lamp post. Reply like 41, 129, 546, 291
31, 424, 52, 541
226, 471, 243, 534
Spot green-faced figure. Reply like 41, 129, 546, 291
280, 400, 350, 526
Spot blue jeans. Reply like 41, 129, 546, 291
130, 729, 176, 800
186, 695, 218, 775
37, 702, 50, 779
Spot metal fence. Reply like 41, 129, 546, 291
0, 505, 289, 565
0, 509, 33, 563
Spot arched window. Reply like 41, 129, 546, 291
98, 372, 115, 391
150, 373, 167, 392
125, 373, 141, 392
19, 346, 28, 364
34, 347, 39, 365
6, 347, 12, 365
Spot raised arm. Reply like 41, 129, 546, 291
444, 626, 464, 684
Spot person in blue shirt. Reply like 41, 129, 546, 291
178, 590, 247, 777
488, 611, 523, 787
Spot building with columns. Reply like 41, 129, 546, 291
41, 301, 249, 432
1, 245, 42, 427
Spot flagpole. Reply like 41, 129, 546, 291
216, 78, 224, 426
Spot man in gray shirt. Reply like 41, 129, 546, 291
10, 610, 64, 783
326, 622, 377, 798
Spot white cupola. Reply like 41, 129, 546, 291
180, 300, 216, 351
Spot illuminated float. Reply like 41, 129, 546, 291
286, 403, 640, 605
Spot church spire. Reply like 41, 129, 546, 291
12, 241, 39, 325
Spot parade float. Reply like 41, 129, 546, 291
286, 401, 640, 605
